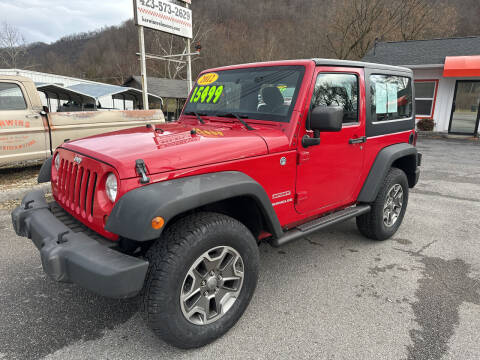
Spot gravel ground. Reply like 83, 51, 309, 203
0, 165, 42, 192
0, 138, 479, 360
0, 165, 50, 207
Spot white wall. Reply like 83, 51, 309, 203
413, 68, 480, 133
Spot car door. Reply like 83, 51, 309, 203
295, 67, 366, 214
0, 81, 48, 165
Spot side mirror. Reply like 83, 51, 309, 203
309, 106, 343, 132
302, 106, 343, 148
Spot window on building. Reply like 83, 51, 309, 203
369, 75, 412, 122
414, 81, 437, 118
0, 83, 27, 110
311, 73, 359, 123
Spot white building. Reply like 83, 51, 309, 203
363, 36, 480, 136
0, 69, 161, 112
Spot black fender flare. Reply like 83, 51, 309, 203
38, 156, 52, 183
105, 171, 283, 241
358, 143, 418, 203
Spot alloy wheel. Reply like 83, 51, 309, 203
180, 246, 244, 325
383, 184, 403, 227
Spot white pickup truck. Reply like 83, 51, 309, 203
0, 75, 165, 167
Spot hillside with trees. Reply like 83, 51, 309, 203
1, 0, 478, 85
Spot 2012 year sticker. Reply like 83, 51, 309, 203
197, 72, 219, 85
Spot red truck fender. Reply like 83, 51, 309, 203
105, 171, 284, 242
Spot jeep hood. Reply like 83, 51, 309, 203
62, 122, 288, 179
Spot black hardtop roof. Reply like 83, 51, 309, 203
312, 58, 413, 74
204, 58, 413, 76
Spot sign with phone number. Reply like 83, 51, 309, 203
134, 0, 192, 38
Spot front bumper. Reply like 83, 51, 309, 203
11, 190, 149, 298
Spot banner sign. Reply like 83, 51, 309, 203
134, 0, 192, 39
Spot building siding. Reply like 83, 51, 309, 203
414, 68, 480, 134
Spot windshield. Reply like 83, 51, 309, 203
183, 66, 305, 122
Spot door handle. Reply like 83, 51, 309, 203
349, 136, 366, 144
26, 114, 39, 119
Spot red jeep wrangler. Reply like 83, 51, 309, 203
12, 59, 421, 348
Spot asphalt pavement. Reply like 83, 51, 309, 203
0, 137, 479, 360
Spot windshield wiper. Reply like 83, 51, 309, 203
215, 113, 255, 131
184, 111, 205, 124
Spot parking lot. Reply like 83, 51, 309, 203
0, 137, 479, 360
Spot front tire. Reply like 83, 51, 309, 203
356, 167, 409, 240
142, 212, 259, 349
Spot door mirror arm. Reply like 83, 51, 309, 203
302, 130, 320, 148
302, 106, 343, 148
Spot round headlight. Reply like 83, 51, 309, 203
105, 173, 118, 202
54, 153, 60, 170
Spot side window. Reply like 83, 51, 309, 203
414, 81, 437, 117
370, 75, 412, 121
311, 73, 358, 124
0, 82, 27, 110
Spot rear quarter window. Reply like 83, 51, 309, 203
369, 75, 412, 122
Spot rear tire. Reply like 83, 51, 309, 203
356, 167, 409, 241
141, 212, 259, 349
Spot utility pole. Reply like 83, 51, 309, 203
134, 0, 195, 101
138, 25, 149, 110
186, 2, 193, 92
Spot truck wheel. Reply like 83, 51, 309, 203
356, 167, 409, 241
142, 212, 259, 349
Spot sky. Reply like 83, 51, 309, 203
0, 0, 133, 44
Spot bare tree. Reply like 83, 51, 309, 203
149, 22, 213, 80
325, 0, 458, 60
0, 22, 27, 68
13, 0, 468, 83
325, 0, 405, 59
397, 0, 458, 41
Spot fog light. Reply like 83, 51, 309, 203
151, 216, 165, 229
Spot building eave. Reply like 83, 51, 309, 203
398, 64, 444, 69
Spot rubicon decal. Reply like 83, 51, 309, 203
272, 190, 291, 199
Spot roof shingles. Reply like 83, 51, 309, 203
362, 36, 480, 66
125, 76, 188, 99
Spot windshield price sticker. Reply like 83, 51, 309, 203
189, 85, 224, 104
197, 73, 219, 85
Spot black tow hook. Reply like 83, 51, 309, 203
24, 200, 35, 210
57, 230, 69, 244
